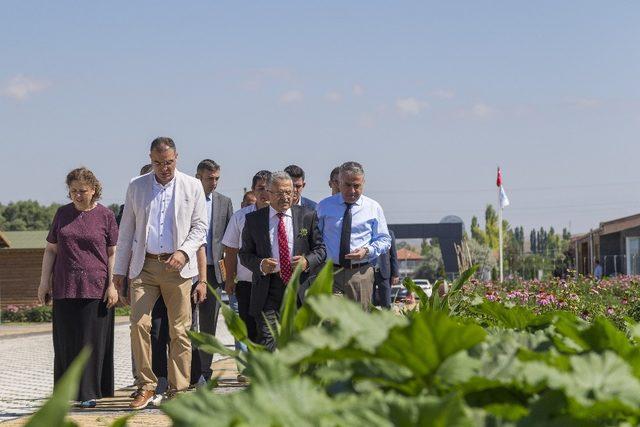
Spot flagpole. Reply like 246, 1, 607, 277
499, 187, 504, 283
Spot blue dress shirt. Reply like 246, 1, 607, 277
317, 193, 391, 264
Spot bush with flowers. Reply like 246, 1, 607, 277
459, 274, 640, 328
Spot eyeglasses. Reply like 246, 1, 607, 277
152, 159, 176, 168
267, 190, 293, 198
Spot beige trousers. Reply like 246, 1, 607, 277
130, 259, 192, 392
333, 265, 375, 311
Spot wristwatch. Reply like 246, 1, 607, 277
196, 280, 208, 286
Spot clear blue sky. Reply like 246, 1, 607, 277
2, 1, 639, 234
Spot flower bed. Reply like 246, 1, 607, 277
462, 275, 640, 326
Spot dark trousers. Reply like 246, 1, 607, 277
236, 280, 258, 343
53, 299, 114, 401
373, 271, 392, 309
191, 264, 222, 383
150, 296, 169, 379
256, 275, 286, 352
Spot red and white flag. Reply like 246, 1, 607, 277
497, 167, 510, 208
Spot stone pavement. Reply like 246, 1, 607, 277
0, 315, 240, 425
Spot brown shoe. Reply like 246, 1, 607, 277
129, 388, 142, 399
129, 390, 155, 409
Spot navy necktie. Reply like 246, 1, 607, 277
339, 203, 354, 268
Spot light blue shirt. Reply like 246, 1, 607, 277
317, 193, 391, 264
146, 175, 176, 254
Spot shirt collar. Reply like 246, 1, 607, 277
153, 174, 176, 189
337, 193, 363, 207
206, 191, 214, 201
269, 206, 292, 219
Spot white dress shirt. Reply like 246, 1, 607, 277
268, 206, 293, 273
146, 176, 176, 254
221, 204, 256, 282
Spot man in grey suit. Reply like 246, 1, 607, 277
285, 164, 317, 210
373, 230, 399, 308
191, 159, 233, 384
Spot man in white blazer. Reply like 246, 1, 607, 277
114, 137, 208, 409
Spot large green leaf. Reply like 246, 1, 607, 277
277, 262, 303, 347
294, 262, 334, 332
26, 347, 91, 427
208, 283, 262, 352
162, 353, 389, 426
376, 309, 486, 384
471, 301, 553, 330
560, 351, 640, 409
188, 330, 239, 358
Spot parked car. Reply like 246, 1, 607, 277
391, 286, 412, 304
412, 279, 433, 298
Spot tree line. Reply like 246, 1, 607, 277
0, 200, 120, 231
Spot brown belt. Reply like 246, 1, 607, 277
145, 252, 172, 262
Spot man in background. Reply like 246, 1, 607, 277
373, 230, 399, 309
191, 159, 233, 386
284, 164, 317, 210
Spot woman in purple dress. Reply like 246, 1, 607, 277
37, 167, 119, 408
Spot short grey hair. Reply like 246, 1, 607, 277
267, 171, 293, 187
339, 161, 365, 177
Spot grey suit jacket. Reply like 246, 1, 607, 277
207, 191, 233, 283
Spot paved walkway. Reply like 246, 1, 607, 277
0, 315, 239, 425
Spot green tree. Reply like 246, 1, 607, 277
0, 200, 61, 231
470, 216, 487, 245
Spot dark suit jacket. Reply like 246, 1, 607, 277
377, 230, 399, 280
300, 196, 317, 211
239, 205, 326, 316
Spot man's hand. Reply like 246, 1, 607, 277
292, 255, 308, 271
391, 276, 400, 286
118, 292, 130, 306
192, 281, 207, 304
225, 279, 236, 296
260, 258, 278, 275
344, 247, 368, 261
166, 250, 187, 271
103, 285, 119, 309
113, 274, 125, 291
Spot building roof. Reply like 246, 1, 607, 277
0, 230, 49, 249
599, 213, 640, 236
396, 248, 424, 261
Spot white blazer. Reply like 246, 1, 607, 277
114, 170, 208, 279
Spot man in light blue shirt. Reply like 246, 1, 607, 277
317, 161, 391, 310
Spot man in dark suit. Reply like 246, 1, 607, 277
373, 230, 399, 309
191, 159, 233, 384
284, 164, 317, 210
239, 171, 326, 351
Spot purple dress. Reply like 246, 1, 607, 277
47, 203, 119, 299
46, 203, 118, 401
